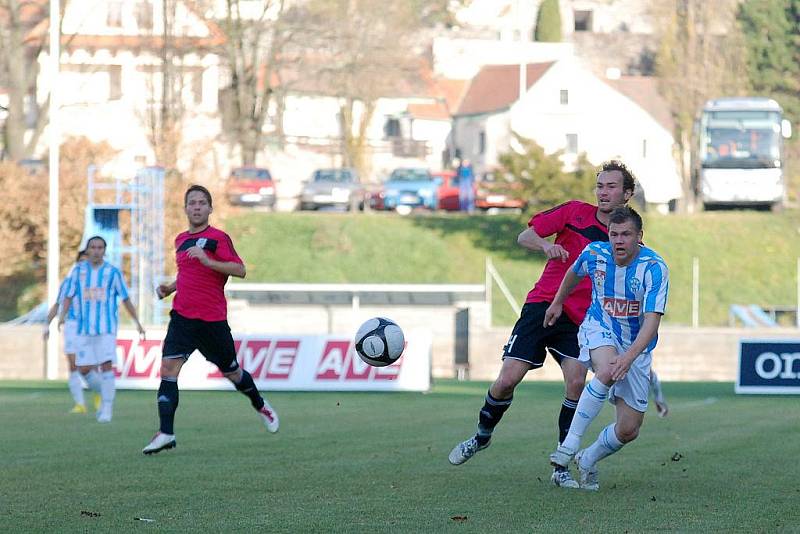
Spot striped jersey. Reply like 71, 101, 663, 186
65, 261, 130, 336
572, 241, 669, 352
57, 264, 84, 321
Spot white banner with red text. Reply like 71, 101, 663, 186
114, 329, 431, 392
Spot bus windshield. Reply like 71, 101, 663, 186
701, 110, 782, 168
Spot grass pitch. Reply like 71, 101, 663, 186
1, 380, 797, 532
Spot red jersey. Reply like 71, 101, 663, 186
525, 200, 608, 324
172, 226, 243, 322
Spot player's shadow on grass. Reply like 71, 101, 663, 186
409, 213, 532, 262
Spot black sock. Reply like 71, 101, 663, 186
234, 370, 265, 410
558, 397, 579, 445
157, 378, 179, 435
476, 390, 512, 445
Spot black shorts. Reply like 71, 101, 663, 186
502, 301, 580, 367
162, 310, 240, 374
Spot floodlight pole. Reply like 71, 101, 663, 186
45, 0, 61, 380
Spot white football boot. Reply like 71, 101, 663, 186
448, 436, 490, 465
142, 432, 176, 455
258, 401, 279, 433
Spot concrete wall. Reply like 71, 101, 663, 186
3, 314, 799, 383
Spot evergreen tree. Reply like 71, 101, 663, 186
738, 0, 800, 124
534, 0, 562, 42
498, 136, 595, 209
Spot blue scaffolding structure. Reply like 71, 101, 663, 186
83, 166, 165, 325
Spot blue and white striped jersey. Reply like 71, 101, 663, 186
57, 267, 82, 321
65, 261, 130, 336
572, 242, 669, 352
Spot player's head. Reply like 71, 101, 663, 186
608, 206, 643, 265
184, 184, 213, 228
85, 236, 106, 265
595, 160, 635, 213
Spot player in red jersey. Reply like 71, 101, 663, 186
448, 161, 635, 488
143, 185, 279, 455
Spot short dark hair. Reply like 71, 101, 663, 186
185, 184, 213, 207
599, 160, 636, 195
609, 206, 643, 232
75, 249, 86, 262
86, 235, 107, 249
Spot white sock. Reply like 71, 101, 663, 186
84, 370, 103, 393
561, 377, 610, 452
579, 423, 625, 469
68, 371, 85, 406
101, 370, 116, 412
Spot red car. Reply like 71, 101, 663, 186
225, 167, 276, 207
435, 170, 462, 211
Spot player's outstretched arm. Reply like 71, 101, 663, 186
517, 227, 569, 262
544, 269, 582, 327
57, 296, 73, 330
156, 281, 177, 299
611, 312, 662, 381
186, 246, 246, 278
122, 298, 146, 340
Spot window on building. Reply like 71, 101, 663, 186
384, 118, 401, 138
560, 89, 569, 105
136, 1, 153, 31
574, 10, 593, 32
107, 1, 123, 28
109, 65, 122, 100
642, 138, 648, 158
478, 131, 486, 154
566, 134, 578, 154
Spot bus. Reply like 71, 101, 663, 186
693, 97, 792, 209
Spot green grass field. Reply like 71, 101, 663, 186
2, 380, 798, 532
225, 210, 800, 327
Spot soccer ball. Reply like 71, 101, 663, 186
354, 317, 405, 367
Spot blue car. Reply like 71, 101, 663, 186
381, 168, 439, 211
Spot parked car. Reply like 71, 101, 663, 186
435, 170, 479, 211
225, 167, 276, 207
380, 168, 439, 211
475, 171, 527, 212
299, 168, 364, 210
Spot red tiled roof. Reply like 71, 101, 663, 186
407, 101, 450, 120
456, 62, 555, 116
605, 76, 674, 132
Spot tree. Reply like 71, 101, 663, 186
497, 135, 595, 209
653, 0, 749, 211
0, 0, 62, 161
300, 0, 422, 176
738, 0, 800, 123
534, 0, 562, 42
218, 0, 294, 166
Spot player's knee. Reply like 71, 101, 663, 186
616, 423, 640, 443
565, 376, 585, 397
593, 367, 614, 386
160, 358, 182, 378
491, 375, 518, 398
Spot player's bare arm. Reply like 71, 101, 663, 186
122, 298, 146, 340
186, 246, 246, 278
44, 302, 59, 338
543, 269, 583, 327
157, 281, 177, 299
517, 227, 569, 262
610, 312, 662, 382
57, 296, 73, 329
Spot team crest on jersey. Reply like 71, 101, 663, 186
197, 237, 208, 249
594, 270, 606, 287
628, 277, 641, 292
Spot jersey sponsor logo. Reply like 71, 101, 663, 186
315, 340, 401, 381
196, 237, 208, 249
177, 237, 219, 253
83, 287, 108, 302
602, 297, 641, 317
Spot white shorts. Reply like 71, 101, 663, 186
63, 320, 79, 354
75, 334, 117, 367
578, 318, 652, 413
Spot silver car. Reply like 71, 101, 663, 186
299, 168, 364, 210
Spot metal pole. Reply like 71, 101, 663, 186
46, 0, 61, 380
796, 257, 799, 328
692, 257, 700, 328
